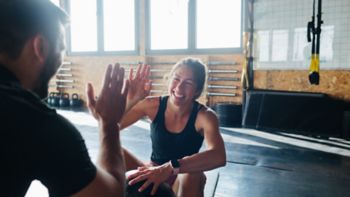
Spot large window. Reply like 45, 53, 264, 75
148, 0, 242, 53
150, 0, 188, 50
103, 0, 135, 51
66, 0, 137, 54
196, 0, 241, 49
70, 0, 98, 52
50, 0, 60, 7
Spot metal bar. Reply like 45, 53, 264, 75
208, 85, 238, 89
150, 61, 238, 66
118, 62, 144, 65
208, 77, 240, 81
207, 61, 237, 66
207, 92, 237, 97
149, 76, 164, 79
149, 62, 176, 65
150, 69, 168, 72
151, 83, 166, 87
124, 68, 168, 73
208, 70, 239, 74
62, 61, 72, 65
54, 79, 75, 83
49, 85, 74, 88
150, 90, 163, 93
58, 67, 72, 71
56, 74, 73, 77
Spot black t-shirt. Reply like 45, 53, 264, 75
0, 66, 97, 196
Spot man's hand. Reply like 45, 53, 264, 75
86, 63, 129, 125
126, 64, 152, 111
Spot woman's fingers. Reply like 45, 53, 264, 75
126, 169, 141, 180
129, 172, 149, 185
150, 183, 160, 196
138, 180, 153, 192
135, 64, 142, 79
143, 64, 150, 80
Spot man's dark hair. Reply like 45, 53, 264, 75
0, 0, 69, 59
126, 180, 176, 197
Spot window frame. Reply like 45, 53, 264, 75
63, 0, 139, 56
145, 0, 244, 55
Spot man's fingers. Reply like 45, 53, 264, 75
110, 63, 120, 87
129, 67, 134, 80
102, 64, 112, 92
115, 67, 125, 93
86, 83, 96, 109
122, 80, 129, 99
110, 63, 125, 93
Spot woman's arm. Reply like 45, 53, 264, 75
177, 107, 226, 173
119, 96, 160, 130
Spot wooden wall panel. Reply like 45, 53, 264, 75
254, 70, 350, 101
49, 54, 244, 107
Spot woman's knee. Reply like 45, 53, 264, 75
179, 172, 206, 187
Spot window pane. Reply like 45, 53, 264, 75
197, 0, 241, 49
70, 0, 97, 52
50, 0, 60, 7
103, 0, 135, 51
150, 0, 188, 50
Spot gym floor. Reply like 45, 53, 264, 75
26, 110, 350, 197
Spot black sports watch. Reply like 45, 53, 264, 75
170, 159, 180, 175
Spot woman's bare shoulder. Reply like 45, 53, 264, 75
196, 105, 219, 128
198, 105, 217, 118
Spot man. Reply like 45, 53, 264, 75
0, 0, 127, 196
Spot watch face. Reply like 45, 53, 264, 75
171, 159, 180, 168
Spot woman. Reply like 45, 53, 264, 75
122, 57, 226, 197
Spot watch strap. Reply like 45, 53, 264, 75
170, 159, 180, 175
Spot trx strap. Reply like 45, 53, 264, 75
307, 0, 323, 85
242, 0, 254, 90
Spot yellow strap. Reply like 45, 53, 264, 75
309, 54, 320, 72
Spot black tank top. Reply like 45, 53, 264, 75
150, 96, 204, 164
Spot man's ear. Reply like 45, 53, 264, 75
32, 34, 49, 65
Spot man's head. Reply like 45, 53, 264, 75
0, 0, 69, 98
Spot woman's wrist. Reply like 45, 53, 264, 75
168, 160, 180, 175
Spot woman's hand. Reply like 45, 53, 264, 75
126, 64, 152, 111
86, 63, 129, 125
127, 163, 173, 195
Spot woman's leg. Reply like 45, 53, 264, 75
173, 172, 206, 197
123, 147, 145, 171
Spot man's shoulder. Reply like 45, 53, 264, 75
0, 84, 54, 116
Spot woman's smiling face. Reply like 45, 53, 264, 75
168, 65, 198, 107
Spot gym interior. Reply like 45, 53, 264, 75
26, 0, 350, 196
